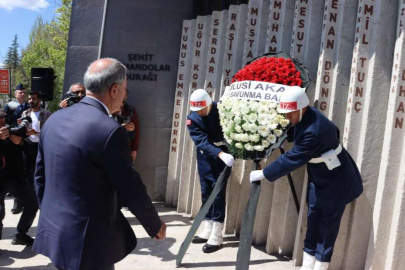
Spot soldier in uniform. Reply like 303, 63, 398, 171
187, 89, 235, 253
250, 88, 363, 270
3, 83, 30, 215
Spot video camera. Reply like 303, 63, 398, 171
5, 116, 32, 137
65, 91, 85, 107
115, 114, 131, 125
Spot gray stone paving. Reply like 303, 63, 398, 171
0, 199, 297, 269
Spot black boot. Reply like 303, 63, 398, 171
11, 200, 23, 214
202, 243, 221, 253
12, 233, 34, 246
192, 236, 208, 244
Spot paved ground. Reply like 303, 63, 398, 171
0, 198, 297, 269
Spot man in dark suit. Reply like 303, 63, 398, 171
33, 58, 166, 270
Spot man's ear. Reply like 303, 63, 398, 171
110, 83, 119, 98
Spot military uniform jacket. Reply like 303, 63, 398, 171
187, 103, 226, 181
263, 107, 363, 208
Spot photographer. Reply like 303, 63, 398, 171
112, 87, 139, 162
59, 83, 86, 109
0, 111, 39, 249
21, 92, 51, 188
3, 83, 30, 214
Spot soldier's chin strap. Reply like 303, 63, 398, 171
206, 104, 212, 116
299, 109, 303, 122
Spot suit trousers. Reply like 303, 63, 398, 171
0, 178, 39, 238
23, 140, 39, 188
303, 205, 346, 262
56, 265, 114, 270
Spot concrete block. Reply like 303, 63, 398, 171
366, 3, 405, 269
235, 160, 254, 235
63, 46, 99, 92
204, 10, 229, 102
69, 6, 104, 47
224, 160, 244, 234
265, 0, 295, 53
242, 0, 271, 65
290, 0, 325, 103
155, 166, 168, 202
166, 20, 196, 206
155, 128, 171, 167
134, 127, 156, 168
341, 0, 397, 269
220, 4, 248, 96
134, 164, 155, 199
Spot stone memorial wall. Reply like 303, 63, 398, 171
166, 1, 405, 269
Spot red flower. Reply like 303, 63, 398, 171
232, 56, 303, 87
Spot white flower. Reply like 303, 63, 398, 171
240, 134, 250, 142
254, 145, 264, 151
269, 121, 279, 130
234, 116, 242, 124
262, 140, 270, 148
234, 134, 241, 141
266, 134, 277, 144
244, 143, 254, 151
269, 102, 277, 109
249, 101, 260, 111
241, 107, 250, 114
249, 134, 260, 142
243, 115, 249, 122
235, 125, 243, 133
274, 129, 283, 137
280, 119, 289, 128
249, 113, 258, 123
242, 123, 250, 131
268, 109, 278, 118
235, 142, 244, 149
249, 124, 258, 133
258, 126, 269, 137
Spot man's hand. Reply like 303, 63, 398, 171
9, 135, 22, 145
26, 129, 38, 136
154, 220, 167, 240
122, 122, 135, 132
218, 152, 235, 167
250, 170, 265, 183
131, 151, 137, 162
59, 98, 68, 108
0, 127, 10, 140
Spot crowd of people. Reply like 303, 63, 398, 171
0, 57, 363, 270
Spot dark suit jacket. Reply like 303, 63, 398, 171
33, 97, 161, 270
263, 107, 363, 208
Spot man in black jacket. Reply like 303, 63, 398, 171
0, 111, 39, 252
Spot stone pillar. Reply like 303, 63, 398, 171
204, 10, 229, 101
220, 4, 248, 96
177, 16, 212, 213
233, 0, 271, 235
265, 0, 295, 54
220, 4, 248, 235
166, 20, 196, 207
365, 4, 405, 270
289, 0, 325, 265
305, 1, 358, 267
341, 0, 397, 269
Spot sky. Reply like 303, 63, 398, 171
0, 0, 61, 67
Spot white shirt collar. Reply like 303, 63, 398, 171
87, 96, 110, 115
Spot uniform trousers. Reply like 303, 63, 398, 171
199, 160, 228, 223
0, 178, 39, 239
303, 205, 346, 262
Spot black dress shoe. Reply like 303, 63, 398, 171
192, 236, 208, 244
12, 233, 34, 246
202, 243, 221, 253
11, 200, 23, 214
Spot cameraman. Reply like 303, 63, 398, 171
0, 111, 39, 249
59, 83, 86, 109
21, 92, 51, 188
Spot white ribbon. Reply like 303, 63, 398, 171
221, 80, 305, 103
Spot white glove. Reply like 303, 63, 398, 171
219, 152, 235, 167
250, 170, 264, 183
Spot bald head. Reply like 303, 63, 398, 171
84, 58, 127, 94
